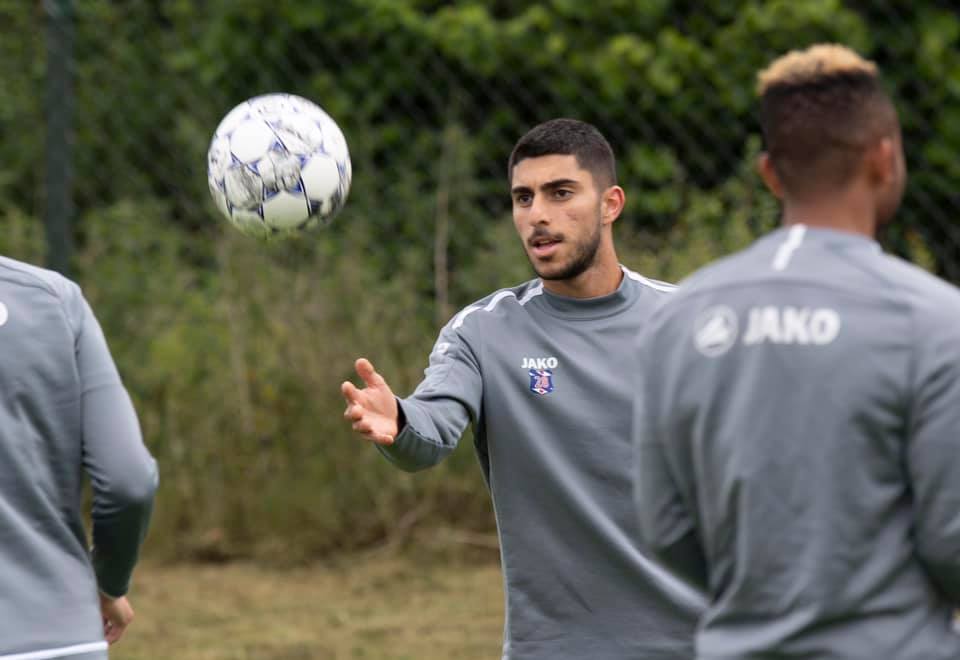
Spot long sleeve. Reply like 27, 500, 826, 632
633, 340, 709, 593
378, 319, 482, 472
907, 305, 960, 603
76, 297, 158, 598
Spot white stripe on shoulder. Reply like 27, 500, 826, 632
450, 304, 482, 330
0, 641, 108, 660
518, 281, 544, 305
622, 267, 676, 293
772, 224, 807, 271
452, 283, 543, 330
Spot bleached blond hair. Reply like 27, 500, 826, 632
757, 44, 897, 195
757, 44, 878, 96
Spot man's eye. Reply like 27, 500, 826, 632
515, 194, 532, 204
554, 189, 573, 199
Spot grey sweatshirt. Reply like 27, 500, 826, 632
634, 225, 960, 659
380, 267, 704, 660
0, 256, 158, 659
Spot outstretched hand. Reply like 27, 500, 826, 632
341, 358, 399, 445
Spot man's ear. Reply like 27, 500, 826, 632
602, 185, 626, 225
864, 137, 897, 186
757, 152, 784, 200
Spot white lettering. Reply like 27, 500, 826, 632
759, 307, 782, 343
809, 309, 841, 344
742, 308, 762, 345
781, 307, 810, 344
521, 356, 559, 370
743, 306, 782, 345
742, 306, 840, 346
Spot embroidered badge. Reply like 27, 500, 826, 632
528, 369, 555, 395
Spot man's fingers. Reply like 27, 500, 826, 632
103, 618, 129, 645
345, 360, 395, 444
341, 380, 361, 402
370, 432, 395, 446
352, 420, 372, 434
343, 403, 364, 422
355, 358, 385, 388
350, 418, 394, 445
99, 595, 134, 645
352, 425, 395, 446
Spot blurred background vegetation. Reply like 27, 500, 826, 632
1, 0, 957, 564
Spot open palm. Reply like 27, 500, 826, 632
341, 358, 399, 445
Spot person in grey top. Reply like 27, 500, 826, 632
342, 119, 704, 659
0, 257, 158, 659
633, 44, 960, 659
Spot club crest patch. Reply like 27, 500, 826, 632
528, 369, 554, 395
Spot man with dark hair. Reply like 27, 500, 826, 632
508, 119, 618, 191
633, 44, 960, 659
0, 256, 158, 659
343, 118, 703, 659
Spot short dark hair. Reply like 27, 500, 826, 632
757, 44, 898, 196
508, 118, 617, 189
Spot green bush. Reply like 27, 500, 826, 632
1, 1, 953, 562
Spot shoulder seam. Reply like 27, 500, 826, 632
0, 260, 79, 339
622, 266, 676, 292
0, 261, 61, 299
451, 282, 544, 330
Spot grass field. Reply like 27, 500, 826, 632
113, 550, 504, 660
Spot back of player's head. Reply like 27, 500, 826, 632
757, 44, 899, 197
508, 118, 617, 189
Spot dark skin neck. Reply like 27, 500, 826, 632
764, 134, 904, 240
780, 180, 879, 238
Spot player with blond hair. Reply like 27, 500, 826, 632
633, 44, 960, 659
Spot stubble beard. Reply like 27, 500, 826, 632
532, 211, 604, 282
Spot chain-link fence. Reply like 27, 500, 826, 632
12, 2, 960, 270
2, 1, 959, 559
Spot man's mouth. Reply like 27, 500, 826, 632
529, 235, 562, 258
527, 234, 563, 257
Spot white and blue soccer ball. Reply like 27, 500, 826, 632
207, 93, 352, 238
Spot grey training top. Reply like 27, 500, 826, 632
0, 256, 158, 660
634, 225, 960, 660
380, 267, 705, 660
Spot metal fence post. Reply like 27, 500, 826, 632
44, 0, 74, 275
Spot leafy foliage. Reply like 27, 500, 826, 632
1, 1, 954, 559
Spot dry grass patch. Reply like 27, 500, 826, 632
114, 551, 503, 659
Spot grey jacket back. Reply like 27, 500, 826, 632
635, 226, 960, 659
0, 256, 157, 659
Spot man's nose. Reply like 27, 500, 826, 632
529, 197, 550, 225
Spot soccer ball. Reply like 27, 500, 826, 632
207, 93, 352, 238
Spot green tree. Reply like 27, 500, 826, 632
1, 1, 955, 560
